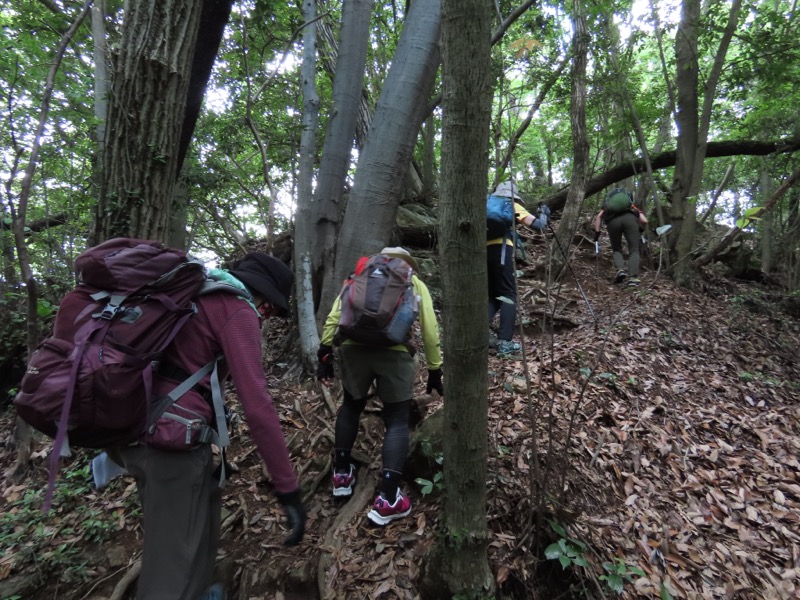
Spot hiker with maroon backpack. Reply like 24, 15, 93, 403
118, 251, 305, 599
592, 187, 649, 287
18, 242, 306, 600
316, 247, 443, 526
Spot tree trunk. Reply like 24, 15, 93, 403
94, 0, 205, 243
310, 0, 372, 321
671, 0, 742, 284
319, 0, 442, 314
420, 0, 494, 597
549, 0, 589, 280
294, 0, 321, 370
668, 0, 700, 284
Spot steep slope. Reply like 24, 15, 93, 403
1, 234, 798, 600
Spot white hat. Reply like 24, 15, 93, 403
493, 180, 521, 199
379, 246, 419, 271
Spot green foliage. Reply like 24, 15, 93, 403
0, 461, 123, 584
736, 206, 762, 230
599, 558, 646, 594
415, 449, 444, 495
415, 471, 444, 496
544, 520, 590, 569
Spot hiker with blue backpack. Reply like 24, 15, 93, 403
486, 180, 550, 356
317, 247, 443, 526
592, 188, 649, 287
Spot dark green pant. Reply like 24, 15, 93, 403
606, 211, 641, 277
110, 445, 221, 600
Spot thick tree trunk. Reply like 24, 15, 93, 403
310, 0, 372, 320
671, 0, 742, 285
668, 0, 700, 281
94, 0, 204, 243
420, 0, 494, 597
319, 0, 442, 314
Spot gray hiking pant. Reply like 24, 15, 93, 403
606, 211, 641, 277
110, 444, 221, 600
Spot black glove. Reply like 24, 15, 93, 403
316, 344, 334, 381
426, 368, 444, 396
593, 230, 601, 242
276, 489, 307, 546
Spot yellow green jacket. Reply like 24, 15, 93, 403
321, 274, 443, 370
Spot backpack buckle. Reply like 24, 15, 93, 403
97, 304, 121, 320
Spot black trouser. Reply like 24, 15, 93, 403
487, 242, 516, 340
606, 211, 641, 276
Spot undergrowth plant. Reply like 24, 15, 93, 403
0, 460, 123, 584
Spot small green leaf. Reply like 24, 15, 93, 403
558, 554, 571, 568
549, 519, 567, 538
544, 543, 562, 560
606, 574, 624, 593
574, 556, 590, 568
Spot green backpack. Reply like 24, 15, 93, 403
603, 189, 634, 215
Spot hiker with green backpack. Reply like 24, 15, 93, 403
593, 188, 649, 287
486, 180, 550, 356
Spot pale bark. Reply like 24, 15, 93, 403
294, 0, 321, 369
319, 0, 442, 313
310, 0, 372, 319
421, 0, 493, 594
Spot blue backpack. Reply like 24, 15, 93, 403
486, 194, 515, 240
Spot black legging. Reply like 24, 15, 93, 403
487, 243, 517, 340
334, 392, 410, 475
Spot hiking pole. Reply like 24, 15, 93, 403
546, 222, 597, 324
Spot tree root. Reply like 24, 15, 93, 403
109, 559, 141, 600
316, 466, 374, 600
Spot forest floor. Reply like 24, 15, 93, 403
1, 231, 799, 600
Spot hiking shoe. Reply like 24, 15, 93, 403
496, 339, 522, 357
367, 491, 412, 526
332, 464, 356, 497
627, 277, 640, 287
614, 270, 627, 283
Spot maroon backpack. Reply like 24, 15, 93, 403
14, 238, 209, 452
337, 254, 419, 347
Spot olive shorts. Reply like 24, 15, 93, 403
339, 343, 415, 403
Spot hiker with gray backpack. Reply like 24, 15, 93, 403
593, 188, 649, 287
317, 247, 443, 526
15, 241, 306, 600
486, 180, 550, 356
